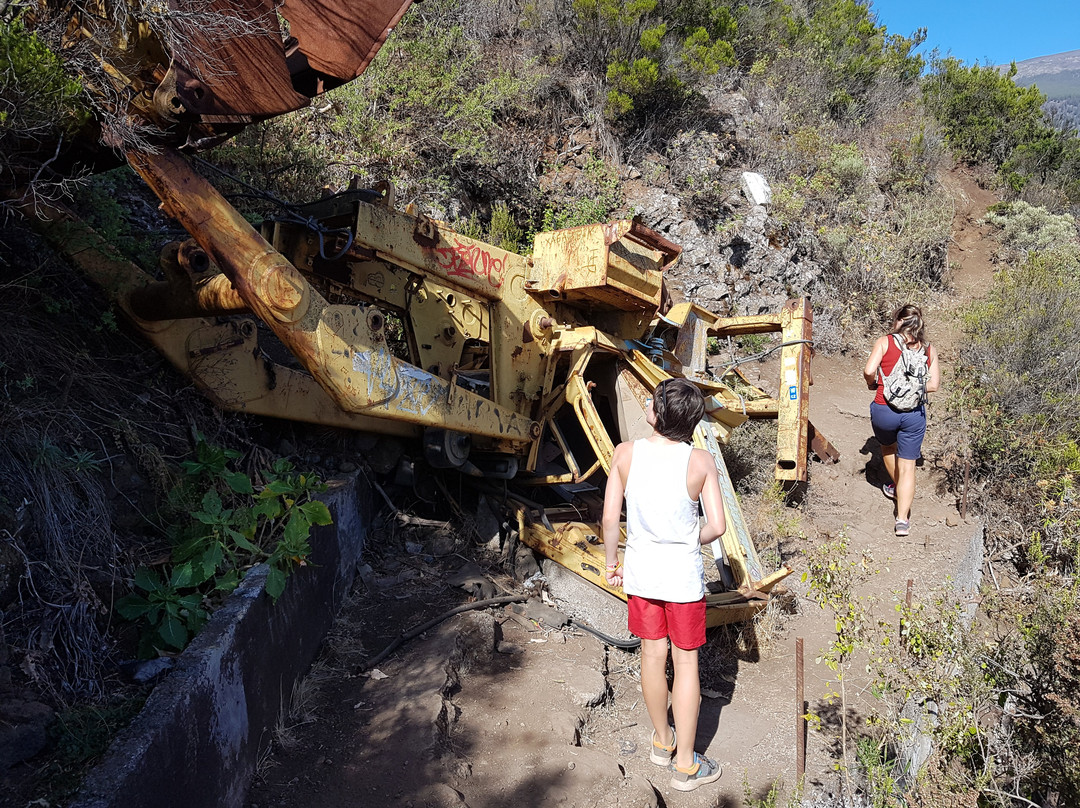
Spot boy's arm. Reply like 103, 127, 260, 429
602, 442, 630, 587
695, 450, 726, 545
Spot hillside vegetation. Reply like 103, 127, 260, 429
2, 1, 1080, 806
1010, 48, 1080, 131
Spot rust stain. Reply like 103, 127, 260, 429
281, 0, 414, 84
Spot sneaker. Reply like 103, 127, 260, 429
882, 483, 896, 500
670, 752, 723, 792
895, 519, 910, 537
649, 726, 676, 766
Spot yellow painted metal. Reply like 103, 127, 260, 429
518, 518, 788, 629
708, 312, 784, 336
755, 566, 793, 593
623, 350, 747, 442
693, 423, 763, 586
775, 299, 813, 481
518, 520, 623, 597
26, 201, 417, 437
565, 378, 616, 475
738, 398, 780, 416
531, 220, 677, 311
406, 275, 490, 380
126, 147, 539, 444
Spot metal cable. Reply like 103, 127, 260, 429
189, 154, 356, 261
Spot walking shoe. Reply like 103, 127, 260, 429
670, 752, 723, 792
894, 519, 910, 537
649, 726, 676, 766
882, 483, 896, 500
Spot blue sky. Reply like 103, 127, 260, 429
870, 0, 1080, 66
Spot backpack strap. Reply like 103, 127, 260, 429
892, 334, 909, 372
877, 334, 904, 385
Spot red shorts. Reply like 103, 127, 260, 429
627, 595, 707, 650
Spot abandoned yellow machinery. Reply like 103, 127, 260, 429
24, 0, 841, 627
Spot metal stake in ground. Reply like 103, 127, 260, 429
796, 636, 805, 785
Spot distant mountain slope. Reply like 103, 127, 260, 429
1005, 49, 1080, 129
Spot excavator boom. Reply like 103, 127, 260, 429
19, 0, 839, 622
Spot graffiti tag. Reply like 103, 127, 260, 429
434, 239, 508, 288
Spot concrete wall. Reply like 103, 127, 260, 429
72, 474, 372, 808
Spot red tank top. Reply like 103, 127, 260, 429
873, 336, 931, 406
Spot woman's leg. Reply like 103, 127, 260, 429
880, 442, 898, 485
640, 637, 673, 746
895, 456, 916, 521
670, 644, 701, 769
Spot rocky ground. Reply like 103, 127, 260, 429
242, 168, 995, 808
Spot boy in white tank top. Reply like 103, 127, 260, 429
602, 377, 727, 791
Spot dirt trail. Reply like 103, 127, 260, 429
245, 168, 999, 808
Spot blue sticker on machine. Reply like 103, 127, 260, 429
788, 385, 797, 400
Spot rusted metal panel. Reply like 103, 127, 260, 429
156, 0, 309, 120
354, 204, 518, 302
281, 0, 414, 81
809, 421, 841, 464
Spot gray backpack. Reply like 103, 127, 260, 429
879, 334, 929, 412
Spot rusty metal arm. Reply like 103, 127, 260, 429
25, 198, 416, 436
126, 147, 538, 443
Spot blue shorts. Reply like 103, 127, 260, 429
870, 402, 926, 460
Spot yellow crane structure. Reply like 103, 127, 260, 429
21, 0, 839, 625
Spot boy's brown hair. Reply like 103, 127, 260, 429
653, 378, 705, 443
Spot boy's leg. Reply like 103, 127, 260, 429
670, 644, 700, 770
640, 637, 673, 747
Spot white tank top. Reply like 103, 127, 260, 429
622, 439, 705, 602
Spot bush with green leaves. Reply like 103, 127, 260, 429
922, 58, 1080, 206
765, 126, 950, 313
0, 12, 89, 206
955, 245, 1080, 570
116, 437, 331, 655
540, 152, 623, 232
922, 60, 1047, 167
982, 200, 1079, 257
568, 0, 736, 123
740, 0, 924, 128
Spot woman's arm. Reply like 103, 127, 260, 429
693, 449, 727, 545
863, 336, 888, 390
601, 442, 631, 587
926, 343, 941, 393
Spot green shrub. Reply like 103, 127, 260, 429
957, 246, 1080, 567
568, 0, 736, 125
982, 200, 1079, 256
212, 4, 539, 208
923, 58, 1080, 205
540, 152, 623, 231
0, 13, 89, 206
116, 436, 331, 656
